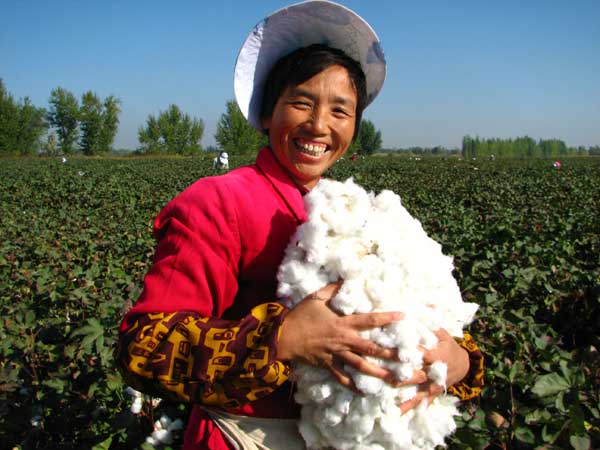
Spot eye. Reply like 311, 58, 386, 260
333, 107, 351, 117
292, 101, 312, 109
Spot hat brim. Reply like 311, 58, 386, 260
234, 0, 386, 132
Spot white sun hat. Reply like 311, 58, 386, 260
234, 0, 386, 131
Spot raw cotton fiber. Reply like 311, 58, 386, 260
277, 178, 479, 450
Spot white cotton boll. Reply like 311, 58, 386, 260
365, 278, 387, 306
159, 414, 171, 430
417, 325, 439, 351
278, 178, 478, 450
386, 320, 421, 350
396, 384, 419, 403
378, 410, 414, 448
363, 444, 387, 450
369, 326, 397, 348
293, 364, 330, 384
131, 397, 143, 414
277, 260, 330, 306
315, 404, 344, 427
299, 406, 326, 449
331, 278, 372, 315
393, 361, 418, 382
372, 189, 401, 211
169, 418, 184, 431
300, 223, 330, 266
152, 428, 172, 444
307, 382, 334, 402
456, 301, 480, 329
330, 239, 368, 280
428, 361, 448, 388
348, 367, 385, 395
410, 397, 459, 449
332, 388, 353, 415
345, 399, 376, 438
126, 386, 142, 398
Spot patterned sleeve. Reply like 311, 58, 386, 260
116, 303, 291, 409
447, 332, 485, 400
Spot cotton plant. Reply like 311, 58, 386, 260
277, 178, 479, 450
146, 414, 184, 447
126, 386, 162, 415
126, 387, 183, 448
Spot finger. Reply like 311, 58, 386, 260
345, 311, 404, 330
421, 328, 454, 364
399, 390, 427, 415
395, 369, 428, 387
327, 359, 360, 393
306, 282, 342, 302
345, 335, 397, 360
420, 342, 443, 365
427, 382, 444, 397
338, 350, 394, 381
434, 328, 451, 340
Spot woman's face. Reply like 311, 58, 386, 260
262, 64, 357, 190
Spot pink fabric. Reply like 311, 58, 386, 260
122, 147, 308, 449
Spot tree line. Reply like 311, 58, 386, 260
462, 135, 593, 159
3, 79, 598, 159
0, 80, 47, 156
139, 99, 383, 156
1, 79, 384, 157
0, 80, 121, 156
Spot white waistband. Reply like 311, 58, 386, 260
200, 407, 306, 450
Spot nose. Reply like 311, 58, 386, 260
306, 107, 328, 135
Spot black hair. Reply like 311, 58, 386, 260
260, 44, 367, 139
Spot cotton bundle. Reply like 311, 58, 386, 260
277, 178, 479, 450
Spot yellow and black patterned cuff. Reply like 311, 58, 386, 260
116, 303, 291, 408
448, 332, 484, 401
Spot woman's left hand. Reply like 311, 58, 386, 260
396, 328, 469, 414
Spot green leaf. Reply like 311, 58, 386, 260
555, 391, 567, 413
525, 408, 552, 425
542, 423, 561, 443
532, 373, 570, 397
92, 435, 113, 450
43, 378, 66, 394
514, 426, 536, 444
569, 434, 590, 450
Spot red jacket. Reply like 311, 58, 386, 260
120, 147, 307, 449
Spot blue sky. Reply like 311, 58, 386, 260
2, 0, 599, 150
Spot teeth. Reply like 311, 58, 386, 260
297, 141, 327, 156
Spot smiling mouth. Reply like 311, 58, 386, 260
294, 139, 328, 157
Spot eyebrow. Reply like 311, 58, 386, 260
288, 87, 356, 109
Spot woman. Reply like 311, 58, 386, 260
116, 2, 483, 449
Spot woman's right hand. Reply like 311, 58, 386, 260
277, 282, 402, 390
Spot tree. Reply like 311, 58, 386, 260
79, 92, 121, 155
138, 115, 162, 154
215, 100, 268, 154
99, 95, 121, 153
0, 80, 18, 155
0, 80, 47, 155
138, 104, 203, 154
355, 119, 382, 155
47, 87, 79, 154
79, 91, 103, 155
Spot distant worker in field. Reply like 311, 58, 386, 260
213, 151, 229, 170
116, 2, 484, 449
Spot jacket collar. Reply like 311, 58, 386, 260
256, 146, 308, 224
